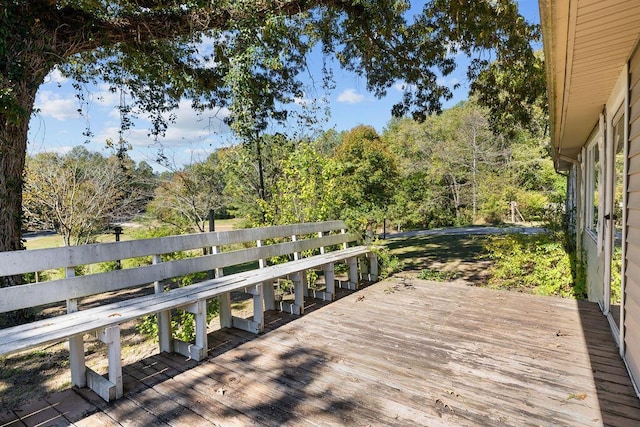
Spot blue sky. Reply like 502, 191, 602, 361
27, 1, 540, 170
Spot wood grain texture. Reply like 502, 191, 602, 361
6, 279, 639, 426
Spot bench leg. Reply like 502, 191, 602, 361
368, 252, 378, 281
219, 292, 232, 329
173, 300, 208, 361
348, 257, 359, 290
68, 334, 86, 388
324, 263, 335, 301
86, 325, 123, 401
301, 271, 309, 297
157, 310, 173, 353
231, 285, 264, 334
293, 271, 305, 314
263, 280, 276, 311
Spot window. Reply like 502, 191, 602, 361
585, 129, 601, 238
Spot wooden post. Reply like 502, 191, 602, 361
154, 254, 172, 353
348, 257, 358, 289
99, 326, 123, 400
65, 267, 86, 389
369, 253, 379, 281
318, 231, 325, 254
113, 226, 123, 269
291, 234, 300, 260
293, 272, 305, 315
324, 263, 335, 300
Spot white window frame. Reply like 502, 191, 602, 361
585, 123, 603, 242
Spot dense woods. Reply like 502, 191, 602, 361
23, 99, 563, 242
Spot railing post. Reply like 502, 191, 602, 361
318, 231, 325, 255
291, 234, 300, 260
341, 229, 348, 250
65, 267, 86, 389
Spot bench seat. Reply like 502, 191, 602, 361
0, 222, 377, 401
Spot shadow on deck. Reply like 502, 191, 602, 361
2, 280, 639, 426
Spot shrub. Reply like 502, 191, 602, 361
484, 232, 582, 298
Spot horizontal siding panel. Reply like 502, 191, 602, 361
627, 192, 640, 210
628, 154, 640, 174
626, 226, 640, 246
578, 0, 637, 18
626, 213, 640, 229
575, 12, 640, 40
624, 268, 640, 304
626, 175, 640, 192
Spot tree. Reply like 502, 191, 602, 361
23, 148, 146, 246
265, 141, 339, 225
333, 125, 399, 231
1, 1, 540, 276
147, 152, 226, 233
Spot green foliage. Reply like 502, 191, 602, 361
418, 269, 458, 282
147, 151, 226, 233
484, 232, 583, 298
370, 245, 403, 279
23, 148, 154, 246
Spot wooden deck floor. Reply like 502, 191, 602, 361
2, 278, 640, 426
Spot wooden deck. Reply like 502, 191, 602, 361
2, 278, 640, 426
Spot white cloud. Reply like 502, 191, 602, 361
437, 77, 460, 87
337, 88, 365, 104
35, 91, 81, 121
393, 82, 417, 92
45, 68, 68, 84
95, 100, 231, 151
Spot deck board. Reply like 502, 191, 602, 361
5, 279, 640, 426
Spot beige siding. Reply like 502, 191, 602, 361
625, 43, 640, 388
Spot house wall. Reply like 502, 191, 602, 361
625, 42, 640, 388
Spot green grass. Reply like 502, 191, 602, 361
385, 233, 488, 272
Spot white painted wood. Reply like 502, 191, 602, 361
263, 280, 276, 310
98, 325, 123, 400
172, 339, 205, 361
86, 368, 118, 402
309, 289, 333, 302
291, 234, 300, 261
0, 221, 348, 276
369, 253, 379, 281
153, 254, 172, 353
256, 239, 266, 268
252, 284, 264, 333
182, 300, 207, 361
0, 219, 374, 406
324, 263, 335, 298
65, 267, 86, 389
293, 272, 305, 315
348, 257, 359, 289
0, 231, 357, 313
219, 292, 232, 329
231, 317, 262, 334
0, 246, 371, 352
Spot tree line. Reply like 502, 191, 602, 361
23, 99, 563, 245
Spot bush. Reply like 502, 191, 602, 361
484, 232, 583, 298
371, 244, 403, 279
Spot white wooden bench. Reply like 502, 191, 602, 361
0, 220, 377, 402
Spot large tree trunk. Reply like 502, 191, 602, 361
0, 79, 42, 287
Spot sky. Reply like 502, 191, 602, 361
26, 1, 541, 171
